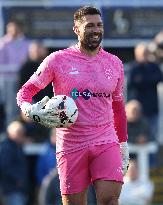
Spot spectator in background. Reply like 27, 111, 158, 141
0, 121, 29, 205
127, 42, 163, 141
0, 19, 30, 69
125, 99, 153, 144
18, 41, 53, 103
35, 128, 57, 186
119, 159, 154, 205
0, 19, 30, 125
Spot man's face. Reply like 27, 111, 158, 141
75, 14, 104, 51
7, 22, 21, 38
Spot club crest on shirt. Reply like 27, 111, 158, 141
104, 66, 113, 80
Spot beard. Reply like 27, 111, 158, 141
80, 32, 103, 51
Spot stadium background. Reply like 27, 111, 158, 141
0, 0, 163, 205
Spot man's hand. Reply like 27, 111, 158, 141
21, 96, 60, 128
120, 141, 129, 176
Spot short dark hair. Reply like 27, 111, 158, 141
74, 6, 101, 23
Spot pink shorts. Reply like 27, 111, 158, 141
56, 143, 123, 194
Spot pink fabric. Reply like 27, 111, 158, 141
17, 83, 41, 106
56, 142, 123, 194
112, 100, 128, 142
16, 44, 128, 154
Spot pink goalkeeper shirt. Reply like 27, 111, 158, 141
17, 44, 127, 154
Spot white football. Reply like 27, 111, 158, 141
45, 95, 78, 128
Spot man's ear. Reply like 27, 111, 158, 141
73, 25, 79, 35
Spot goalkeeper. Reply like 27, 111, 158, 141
17, 6, 129, 205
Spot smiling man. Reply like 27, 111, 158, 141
74, 10, 103, 53
17, 6, 129, 205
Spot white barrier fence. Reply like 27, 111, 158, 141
129, 142, 158, 180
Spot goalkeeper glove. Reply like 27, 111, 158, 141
120, 141, 129, 176
21, 96, 60, 128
